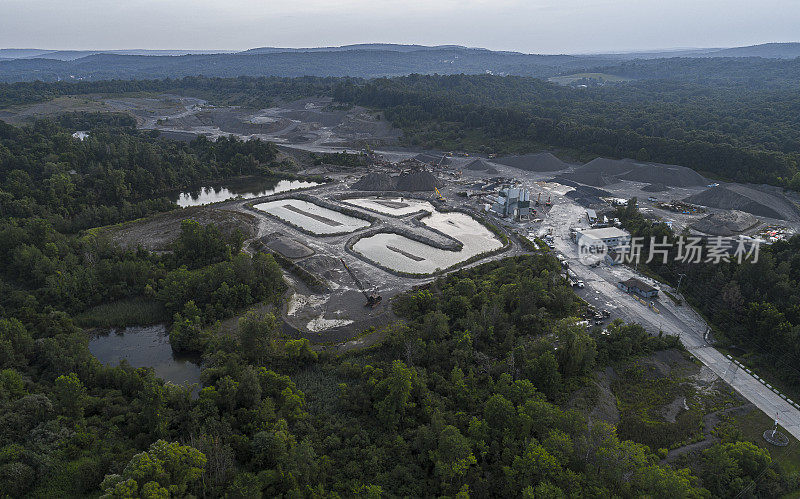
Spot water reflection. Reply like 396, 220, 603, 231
88, 325, 202, 389
173, 178, 320, 207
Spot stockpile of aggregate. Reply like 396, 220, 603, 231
394, 171, 441, 191
494, 152, 570, 172
465, 159, 493, 171
642, 183, 669, 192
685, 184, 800, 221
553, 170, 614, 187
555, 179, 613, 207
572, 157, 707, 188
582, 157, 638, 176
352, 173, 395, 191
620, 162, 706, 187
691, 210, 759, 236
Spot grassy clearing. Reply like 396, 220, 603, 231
548, 73, 633, 85
718, 408, 800, 473
76, 297, 169, 328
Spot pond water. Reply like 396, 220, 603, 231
172, 178, 320, 207
352, 211, 502, 274
88, 325, 202, 388
253, 198, 371, 234
343, 196, 434, 216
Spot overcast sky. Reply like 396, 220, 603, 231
2, 0, 799, 53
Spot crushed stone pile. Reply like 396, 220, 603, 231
642, 183, 669, 192
394, 171, 441, 191
555, 179, 613, 207
553, 170, 613, 187
691, 210, 759, 236
620, 162, 706, 187
685, 184, 800, 221
569, 157, 707, 188
465, 159, 493, 171
352, 173, 395, 191
494, 152, 570, 172
583, 157, 638, 176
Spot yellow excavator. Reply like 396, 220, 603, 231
435, 187, 446, 203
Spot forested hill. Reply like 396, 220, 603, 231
3, 72, 800, 188
3, 43, 800, 83
0, 48, 597, 83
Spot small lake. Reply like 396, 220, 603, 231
343, 196, 434, 216
172, 178, 320, 207
88, 325, 202, 389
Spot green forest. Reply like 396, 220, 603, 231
0, 115, 797, 496
3, 73, 800, 188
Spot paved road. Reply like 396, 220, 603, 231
543, 198, 800, 441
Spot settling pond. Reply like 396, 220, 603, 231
172, 178, 319, 207
343, 196, 434, 216
88, 325, 202, 389
253, 198, 371, 234
352, 211, 503, 274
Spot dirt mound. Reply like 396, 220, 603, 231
494, 152, 570, 172
642, 183, 669, 192
352, 173, 395, 191
691, 210, 759, 236
465, 159, 492, 171
685, 184, 800, 221
394, 171, 441, 191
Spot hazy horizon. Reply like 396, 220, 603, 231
2, 0, 800, 55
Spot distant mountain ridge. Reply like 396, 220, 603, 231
0, 42, 797, 83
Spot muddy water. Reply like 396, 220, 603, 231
343, 196, 434, 216
172, 178, 319, 207
88, 325, 201, 388
353, 211, 502, 274
254, 198, 371, 234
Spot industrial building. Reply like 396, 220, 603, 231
574, 227, 631, 249
618, 278, 659, 298
491, 187, 531, 219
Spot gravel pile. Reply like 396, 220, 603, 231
352, 173, 395, 191
642, 183, 669, 192
394, 171, 441, 191
465, 159, 493, 171
685, 184, 800, 221
573, 157, 707, 188
553, 170, 613, 187
620, 162, 706, 187
555, 179, 613, 207
494, 152, 570, 172
583, 157, 638, 176
691, 210, 759, 236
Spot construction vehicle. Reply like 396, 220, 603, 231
545, 195, 552, 207
535, 192, 541, 206
340, 259, 382, 308
435, 187, 446, 203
